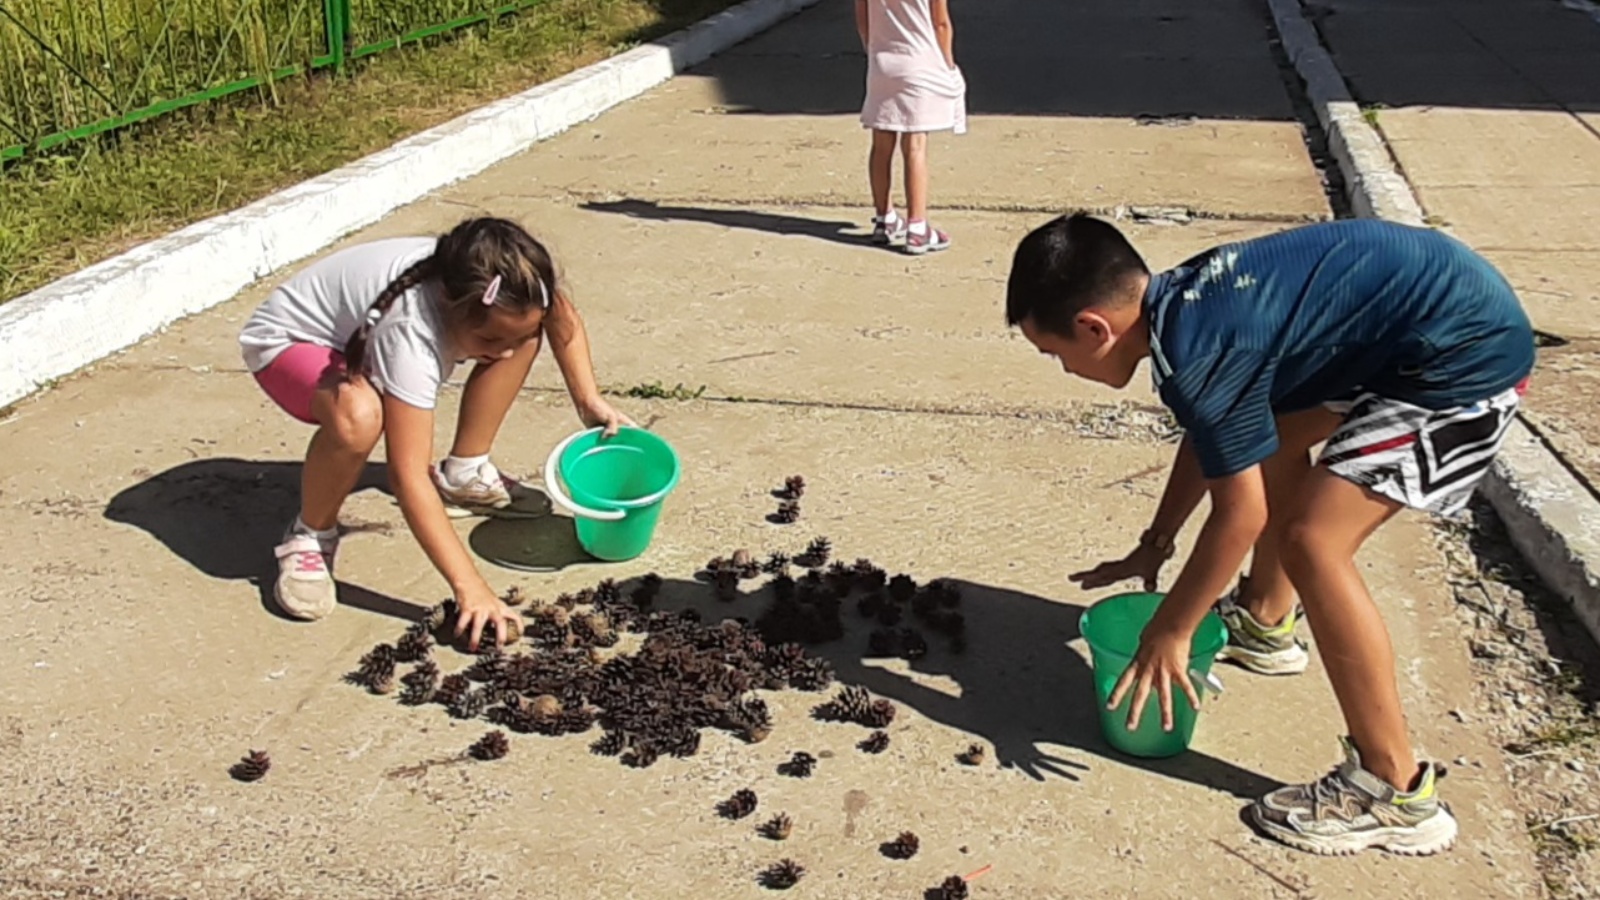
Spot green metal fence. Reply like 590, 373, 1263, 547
0, 0, 543, 161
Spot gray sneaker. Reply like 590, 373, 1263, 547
273, 531, 338, 621
1216, 586, 1309, 675
1250, 737, 1458, 856
870, 213, 907, 246
430, 459, 551, 519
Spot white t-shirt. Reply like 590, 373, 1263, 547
238, 237, 462, 410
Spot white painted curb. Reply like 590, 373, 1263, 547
0, 0, 823, 408
1266, 0, 1600, 647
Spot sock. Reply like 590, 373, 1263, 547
908, 219, 928, 236
442, 453, 491, 487
876, 210, 899, 225
292, 516, 339, 541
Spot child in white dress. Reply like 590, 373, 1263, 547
856, 0, 967, 255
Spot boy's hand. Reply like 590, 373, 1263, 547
1069, 541, 1169, 592
575, 395, 636, 438
1106, 624, 1202, 732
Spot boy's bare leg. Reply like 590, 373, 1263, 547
1241, 407, 1344, 625
869, 129, 897, 217
1279, 466, 1412, 788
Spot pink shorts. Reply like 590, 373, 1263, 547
252, 343, 347, 424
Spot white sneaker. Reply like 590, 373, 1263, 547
273, 532, 339, 621
430, 459, 551, 519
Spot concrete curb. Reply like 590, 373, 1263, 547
1266, 0, 1600, 647
0, 0, 822, 409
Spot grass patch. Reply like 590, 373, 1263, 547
623, 380, 708, 401
0, 0, 741, 304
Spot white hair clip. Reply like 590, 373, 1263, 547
536, 277, 550, 309
482, 275, 502, 307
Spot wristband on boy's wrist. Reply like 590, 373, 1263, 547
1138, 528, 1176, 560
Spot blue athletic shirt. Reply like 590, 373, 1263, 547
1144, 219, 1534, 479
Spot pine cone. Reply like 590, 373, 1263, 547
396, 623, 434, 662
630, 573, 664, 610
899, 628, 929, 661
572, 611, 618, 648
501, 585, 530, 607
732, 549, 761, 580
957, 743, 987, 766
594, 579, 622, 604
788, 657, 833, 692
665, 728, 702, 758
449, 686, 492, 720
465, 647, 508, 683
730, 698, 772, 744
858, 731, 890, 754
773, 500, 800, 524
762, 552, 791, 574
369, 668, 398, 696
718, 788, 759, 820
778, 751, 816, 778
429, 674, 467, 709
714, 568, 740, 602
798, 536, 831, 568
863, 699, 897, 729
229, 749, 271, 782
876, 602, 903, 627
759, 859, 805, 890
591, 731, 628, 757
399, 660, 441, 705
759, 813, 793, 840
937, 875, 970, 900
812, 685, 871, 724
852, 559, 887, 591
623, 745, 660, 768
420, 603, 450, 632
783, 475, 806, 499
888, 574, 917, 604
883, 831, 920, 860
469, 730, 509, 761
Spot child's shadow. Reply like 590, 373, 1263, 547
628, 575, 1282, 800
104, 458, 422, 622
582, 198, 871, 248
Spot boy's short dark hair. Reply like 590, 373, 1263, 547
1005, 214, 1150, 337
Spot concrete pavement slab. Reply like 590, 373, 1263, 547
1376, 107, 1600, 188
0, 377, 1543, 898
107, 204, 1298, 417
1413, 185, 1600, 251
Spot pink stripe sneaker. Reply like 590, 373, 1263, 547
273, 532, 338, 621
905, 225, 951, 256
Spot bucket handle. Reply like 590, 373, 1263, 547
542, 427, 626, 522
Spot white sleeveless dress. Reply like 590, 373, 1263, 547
860, 0, 968, 134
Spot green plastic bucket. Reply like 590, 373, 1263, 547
1079, 592, 1228, 759
542, 426, 681, 562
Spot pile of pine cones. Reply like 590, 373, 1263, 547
344, 579, 837, 770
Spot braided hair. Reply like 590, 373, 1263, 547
343, 217, 558, 374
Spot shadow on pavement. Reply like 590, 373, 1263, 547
103, 457, 421, 623
583, 198, 873, 247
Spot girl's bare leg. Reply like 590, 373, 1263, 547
901, 131, 929, 222
869, 129, 898, 217
450, 336, 541, 459
301, 374, 384, 531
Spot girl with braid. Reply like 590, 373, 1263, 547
239, 217, 632, 648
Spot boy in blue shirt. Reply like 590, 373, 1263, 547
1006, 215, 1533, 856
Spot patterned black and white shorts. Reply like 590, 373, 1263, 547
1318, 378, 1529, 517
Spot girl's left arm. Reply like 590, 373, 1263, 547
855, 0, 869, 49
544, 289, 634, 436
931, 0, 955, 68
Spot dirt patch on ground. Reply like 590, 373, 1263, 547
1440, 503, 1600, 898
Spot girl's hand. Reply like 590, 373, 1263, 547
576, 395, 636, 438
1106, 625, 1202, 732
453, 581, 516, 652
1068, 541, 1168, 592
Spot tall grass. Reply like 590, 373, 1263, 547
0, 0, 740, 303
